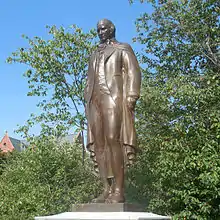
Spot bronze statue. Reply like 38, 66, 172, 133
84, 19, 141, 203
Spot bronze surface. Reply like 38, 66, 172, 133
84, 19, 141, 203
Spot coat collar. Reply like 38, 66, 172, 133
96, 39, 118, 63
98, 38, 117, 48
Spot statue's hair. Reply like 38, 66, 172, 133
97, 19, 116, 37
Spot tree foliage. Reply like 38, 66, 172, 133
4, 1, 220, 219
0, 138, 101, 220
7, 25, 97, 139
0, 150, 12, 176
127, 0, 220, 219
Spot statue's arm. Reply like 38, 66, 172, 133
84, 60, 91, 118
84, 55, 93, 103
84, 77, 89, 102
122, 45, 141, 102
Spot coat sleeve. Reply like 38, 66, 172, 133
122, 44, 141, 99
84, 53, 95, 103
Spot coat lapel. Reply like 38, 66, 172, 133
104, 46, 115, 63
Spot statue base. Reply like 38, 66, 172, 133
71, 203, 145, 212
35, 211, 171, 220
35, 203, 171, 219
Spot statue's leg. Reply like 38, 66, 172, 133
103, 97, 125, 203
89, 100, 111, 202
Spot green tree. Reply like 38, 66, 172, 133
0, 149, 15, 176
0, 150, 8, 175
0, 137, 101, 220
7, 25, 97, 141
127, 0, 220, 219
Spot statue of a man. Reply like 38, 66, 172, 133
84, 19, 141, 203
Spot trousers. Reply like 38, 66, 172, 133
88, 84, 123, 178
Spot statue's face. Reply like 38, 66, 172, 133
97, 21, 112, 43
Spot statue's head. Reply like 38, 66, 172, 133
97, 19, 116, 43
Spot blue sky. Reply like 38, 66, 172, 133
0, 0, 151, 140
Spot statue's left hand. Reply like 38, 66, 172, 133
127, 97, 136, 110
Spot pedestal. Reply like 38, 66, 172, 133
35, 211, 171, 220
35, 202, 171, 220
71, 203, 145, 212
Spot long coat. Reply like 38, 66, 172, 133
84, 42, 141, 172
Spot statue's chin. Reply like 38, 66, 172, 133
100, 39, 108, 43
